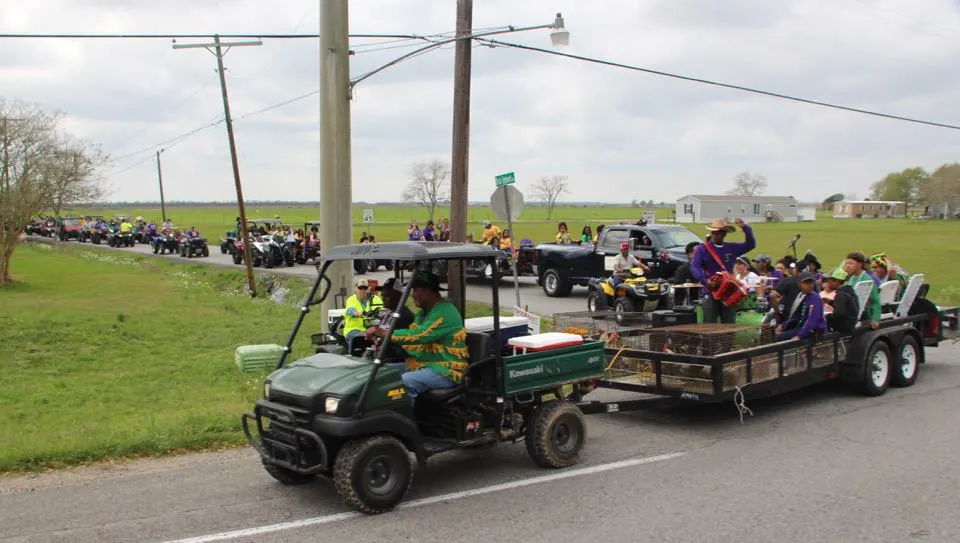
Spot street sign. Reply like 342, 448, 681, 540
362, 209, 374, 223
495, 171, 516, 187
490, 185, 524, 222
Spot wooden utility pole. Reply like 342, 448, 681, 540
155, 149, 167, 222
173, 35, 261, 297
448, 0, 473, 315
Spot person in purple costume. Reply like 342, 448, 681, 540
691, 217, 756, 324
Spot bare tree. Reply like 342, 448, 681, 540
48, 137, 109, 220
533, 175, 569, 220
726, 171, 768, 196
0, 100, 61, 286
402, 160, 450, 221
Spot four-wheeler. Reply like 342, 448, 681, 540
586, 267, 672, 320
179, 235, 211, 258
243, 242, 605, 514
535, 224, 702, 297
58, 217, 84, 241
252, 232, 295, 269
107, 229, 136, 247
152, 232, 179, 255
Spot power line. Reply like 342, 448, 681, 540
477, 38, 960, 131
0, 32, 427, 39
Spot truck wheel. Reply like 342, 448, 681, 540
525, 401, 586, 469
541, 269, 571, 297
333, 435, 413, 514
892, 335, 921, 387
262, 459, 315, 485
860, 340, 892, 396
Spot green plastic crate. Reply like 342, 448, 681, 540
235, 344, 284, 372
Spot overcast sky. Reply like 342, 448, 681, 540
3, 0, 960, 204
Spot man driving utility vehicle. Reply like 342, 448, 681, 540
365, 271, 468, 404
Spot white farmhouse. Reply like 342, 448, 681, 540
675, 194, 803, 223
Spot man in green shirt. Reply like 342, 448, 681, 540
844, 251, 881, 329
366, 271, 468, 403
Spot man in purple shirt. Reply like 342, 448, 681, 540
691, 217, 756, 324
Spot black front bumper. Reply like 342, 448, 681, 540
242, 399, 329, 475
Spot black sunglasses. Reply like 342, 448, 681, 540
357, 285, 368, 290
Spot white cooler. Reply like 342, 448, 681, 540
507, 332, 584, 355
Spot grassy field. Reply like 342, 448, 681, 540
0, 243, 489, 472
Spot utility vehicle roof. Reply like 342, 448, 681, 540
322, 241, 498, 262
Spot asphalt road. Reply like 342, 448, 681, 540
29, 237, 587, 317
3, 342, 959, 543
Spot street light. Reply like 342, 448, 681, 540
349, 13, 570, 91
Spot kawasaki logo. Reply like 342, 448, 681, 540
587, 355, 601, 364
509, 365, 544, 379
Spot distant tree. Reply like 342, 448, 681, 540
630, 198, 638, 207
47, 138, 108, 220
869, 167, 926, 206
533, 175, 569, 220
919, 163, 960, 213
402, 160, 450, 221
0, 100, 96, 287
726, 171, 768, 197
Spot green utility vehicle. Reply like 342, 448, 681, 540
242, 242, 605, 514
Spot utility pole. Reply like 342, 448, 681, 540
173, 35, 261, 297
318, 0, 354, 321
155, 149, 167, 222
448, 0, 473, 316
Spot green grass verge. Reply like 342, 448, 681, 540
0, 243, 490, 472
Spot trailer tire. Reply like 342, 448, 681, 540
526, 401, 586, 469
892, 335, 921, 388
860, 340, 892, 396
333, 435, 412, 514
541, 269, 571, 297
262, 459, 316, 486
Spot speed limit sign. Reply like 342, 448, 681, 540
362, 209, 374, 223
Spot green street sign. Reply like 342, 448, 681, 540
495, 171, 516, 187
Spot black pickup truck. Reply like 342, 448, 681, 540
533, 224, 703, 297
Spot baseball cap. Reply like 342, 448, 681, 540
798, 271, 817, 282
409, 271, 446, 292
826, 267, 848, 281
736, 255, 751, 266
752, 254, 771, 263
355, 278, 369, 288
619, 242, 629, 251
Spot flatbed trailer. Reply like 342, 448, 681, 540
573, 307, 958, 415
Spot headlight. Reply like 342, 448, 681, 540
324, 396, 340, 414
263, 382, 271, 398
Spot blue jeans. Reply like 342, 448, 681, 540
400, 368, 457, 405
345, 330, 365, 353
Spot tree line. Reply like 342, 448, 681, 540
1, 99, 108, 287
868, 165, 960, 212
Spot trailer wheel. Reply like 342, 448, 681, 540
262, 459, 316, 486
526, 401, 586, 469
860, 340, 892, 396
333, 435, 413, 514
892, 335, 921, 388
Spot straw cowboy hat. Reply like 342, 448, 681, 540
705, 218, 736, 233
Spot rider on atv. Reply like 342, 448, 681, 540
610, 241, 649, 286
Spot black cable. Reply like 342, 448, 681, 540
477, 38, 960, 131
0, 32, 426, 39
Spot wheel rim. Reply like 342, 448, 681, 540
587, 294, 596, 312
900, 343, 918, 380
871, 349, 889, 388
363, 454, 400, 497
545, 273, 558, 293
551, 417, 581, 455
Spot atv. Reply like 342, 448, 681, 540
179, 236, 210, 258
586, 267, 672, 323
242, 242, 604, 515
253, 233, 294, 269
108, 230, 136, 248
58, 217, 84, 242
152, 232, 179, 255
